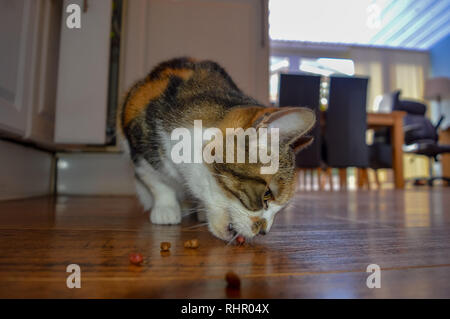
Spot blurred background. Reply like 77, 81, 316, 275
1, 0, 449, 199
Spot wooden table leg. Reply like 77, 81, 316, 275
362, 168, 370, 190
339, 168, 347, 190
318, 168, 325, 190
357, 168, 364, 189
327, 167, 334, 191
374, 169, 380, 188
392, 115, 405, 189
356, 168, 369, 189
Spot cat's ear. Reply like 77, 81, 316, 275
253, 107, 316, 153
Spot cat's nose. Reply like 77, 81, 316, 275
251, 217, 268, 235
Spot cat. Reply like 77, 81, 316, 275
118, 57, 315, 242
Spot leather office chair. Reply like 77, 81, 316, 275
370, 90, 450, 186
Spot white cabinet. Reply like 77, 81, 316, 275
54, 0, 112, 144
0, 0, 269, 146
0, 0, 61, 144
121, 0, 269, 105
57, 0, 270, 145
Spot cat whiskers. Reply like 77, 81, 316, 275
227, 232, 240, 246
181, 207, 209, 218
183, 222, 209, 230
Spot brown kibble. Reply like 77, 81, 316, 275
190, 239, 199, 248
225, 271, 241, 289
160, 242, 171, 251
184, 239, 199, 249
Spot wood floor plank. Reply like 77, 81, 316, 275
0, 188, 449, 298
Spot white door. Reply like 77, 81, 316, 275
54, 0, 112, 144
121, 0, 269, 105
0, 1, 39, 136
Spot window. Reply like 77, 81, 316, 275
268, 0, 448, 49
269, 56, 355, 108
299, 58, 355, 77
269, 0, 382, 45
269, 57, 290, 104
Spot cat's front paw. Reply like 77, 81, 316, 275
150, 204, 182, 225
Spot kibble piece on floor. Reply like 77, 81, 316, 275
184, 239, 199, 249
225, 271, 241, 289
236, 235, 245, 245
129, 253, 144, 265
160, 242, 171, 251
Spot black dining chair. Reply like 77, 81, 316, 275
279, 73, 322, 167
278, 73, 326, 189
325, 76, 370, 188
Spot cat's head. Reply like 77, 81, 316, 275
203, 106, 315, 241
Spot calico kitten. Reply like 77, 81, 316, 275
119, 57, 315, 241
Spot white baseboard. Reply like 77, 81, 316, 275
56, 152, 136, 195
0, 140, 53, 200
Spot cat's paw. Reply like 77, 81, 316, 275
150, 204, 182, 224
135, 179, 154, 212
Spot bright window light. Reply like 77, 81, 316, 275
269, 0, 382, 44
270, 59, 290, 72
317, 58, 355, 75
268, 0, 446, 49
269, 57, 290, 103
299, 58, 355, 76
299, 63, 333, 77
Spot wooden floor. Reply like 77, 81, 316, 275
0, 188, 449, 298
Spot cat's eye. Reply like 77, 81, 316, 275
263, 188, 273, 209
263, 189, 273, 200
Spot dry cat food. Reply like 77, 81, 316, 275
160, 242, 171, 251
236, 235, 245, 245
184, 239, 199, 249
225, 271, 241, 289
129, 253, 144, 266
